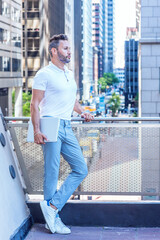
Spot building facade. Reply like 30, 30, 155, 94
92, 0, 103, 79
114, 68, 125, 88
139, 0, 160, 199
74, 0, 83, 99
107, 0, 115, 73
92, 0, 109, 96
82, 0, 93, 101
0, 0, 22, 116
74, 0, 93, 101
125, 39, 139, 108
22, 0, 74, 90
136, 0, 141, 34
139, 1, 160, 117
102, 0, 108, 73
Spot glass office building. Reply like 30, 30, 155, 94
125, 39, 139, 108
0, 0, 22, 116
82, 0, 93, 101
107, 0, 115, 73
102, 0, 108, 73
74, 0, 93, 101
92, 0, 103, 79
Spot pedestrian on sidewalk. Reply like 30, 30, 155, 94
30, 34, 94, 235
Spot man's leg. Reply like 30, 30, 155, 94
40, 139, 62, 234
49, 121, 88, 211
42, 138, 62, 201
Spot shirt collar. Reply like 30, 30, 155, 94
49, 61, 69, 73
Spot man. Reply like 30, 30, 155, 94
30, 34, 93, 234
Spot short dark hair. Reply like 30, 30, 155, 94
49, 34, 68, 57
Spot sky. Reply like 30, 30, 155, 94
115, 0, 136, 68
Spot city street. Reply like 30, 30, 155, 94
82, 129, 140, 194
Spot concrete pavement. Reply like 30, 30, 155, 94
26, 224, 160, 240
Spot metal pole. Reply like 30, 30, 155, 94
4, 117, 160, 122
24, 0, 28, 93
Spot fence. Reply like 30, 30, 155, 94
4, 117, 160, 199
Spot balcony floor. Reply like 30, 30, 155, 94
26, 224, 160, 240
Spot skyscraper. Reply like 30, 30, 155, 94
74, 0, 83, 99
114, 68, 125, 89
22, 0, 74, 91
92, 0, 103, 78
82, 0, 93, 101
74, 0, 93, 101
92, 0, 108, 95
92, 0, 103, 95
107, 0, 115, 73
102, 0, 108, 73
125, 37, 139, 108
136, 0, 141, 34
0, 0, 22, 116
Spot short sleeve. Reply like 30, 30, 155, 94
32, 70, 48, 91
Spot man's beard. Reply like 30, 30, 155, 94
57, 51, 70, 64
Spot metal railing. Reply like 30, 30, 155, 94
4, 117, 160, 122
4, 117, 160, 199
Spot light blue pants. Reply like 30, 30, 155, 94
42, 119, 88, 211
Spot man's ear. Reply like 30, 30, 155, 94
51, 48, 57, 56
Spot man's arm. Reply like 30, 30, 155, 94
30, 89, 48, 144
73, 99, 94, 122
73, 99, 85, 114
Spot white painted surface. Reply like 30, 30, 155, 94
0, 113, 30, 240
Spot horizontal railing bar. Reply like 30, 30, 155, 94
25, 191, 160, 196
72, 191, 160, 196
4, 117, 160, 122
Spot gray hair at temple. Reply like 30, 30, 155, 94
48, 34, 68, 57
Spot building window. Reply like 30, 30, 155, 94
27, 30, 39, 38
11, 32, 21, 48
28, 51, 39, 57
0, 28, 10, 45
11, 6, 21, 23
34, 39, 39, 50
28, 70, 37, 77
27, 12, 39, 18
12, 58, 21, 72
1, 1, 10, 18
28, 1, 32, 10
34, 1, 39, 9
0, 56, 11, 71
28, 39, 33, 49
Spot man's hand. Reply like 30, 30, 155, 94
81, 112, 94, 122
34, 131, 48, 144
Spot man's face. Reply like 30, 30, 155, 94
57, 40, 71, 64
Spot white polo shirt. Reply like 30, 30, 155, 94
32, 62, 77, 120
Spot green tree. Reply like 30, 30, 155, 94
22, 92, 32, 116
98, 73, 119, 92
12, 90, 32, 116
134, 92, 138, 108
12, 90, 15, 116
107, 93, 121, 117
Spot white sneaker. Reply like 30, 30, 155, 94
40, 200, 58, 234
45, 217, 71, 234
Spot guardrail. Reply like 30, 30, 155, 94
4, 117, 160, 122
4, 117, 160, 200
